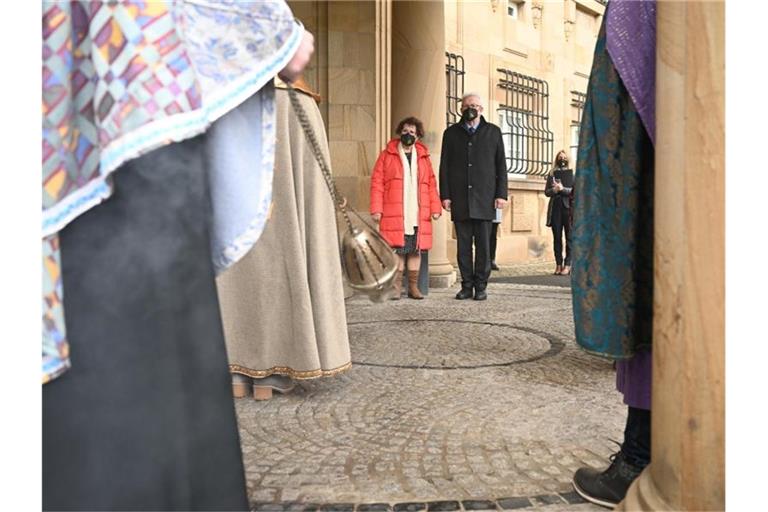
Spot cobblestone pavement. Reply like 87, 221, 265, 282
235, 278, 624, 511
491, 261, 554, 278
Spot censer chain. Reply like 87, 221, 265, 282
286, 83, 388, 290
286, 84, 354, 234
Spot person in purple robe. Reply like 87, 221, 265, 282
569, 0, 657, 507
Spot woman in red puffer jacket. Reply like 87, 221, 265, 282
370, 117, 442, 300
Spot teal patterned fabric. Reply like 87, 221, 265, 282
570, 21, 655, 359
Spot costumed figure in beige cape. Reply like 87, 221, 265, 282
216, 77, 351, 400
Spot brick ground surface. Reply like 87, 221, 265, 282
235, 271, 621, 511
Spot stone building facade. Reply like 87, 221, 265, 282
287, 0, 605, 285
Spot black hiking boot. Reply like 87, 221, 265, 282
572, 451, 644, 508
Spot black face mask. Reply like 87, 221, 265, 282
557, 158, 568, 168
400, 133, 416, 146
462, 107, 478, 123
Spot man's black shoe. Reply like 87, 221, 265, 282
473, 289, 487, 301
490, 261, 500, 271
572, 451, 644, 509
455, 288, 473, 300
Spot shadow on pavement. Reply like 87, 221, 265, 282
489, 274, 572, 288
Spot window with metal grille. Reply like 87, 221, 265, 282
496, 69, 554, 176
507, 0, 519, 19
570, 90, 586, 165
445, 52, 465, 128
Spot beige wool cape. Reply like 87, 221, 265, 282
215, 83, 351, 380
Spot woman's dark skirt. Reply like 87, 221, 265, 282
43, 135, 248, 511
394, 227, 425, 255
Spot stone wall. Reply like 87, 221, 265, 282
287, 0, 603, 267
443, 0, 603, 265
289, 0, 377, 212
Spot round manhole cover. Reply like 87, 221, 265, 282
348, 319, 561, 369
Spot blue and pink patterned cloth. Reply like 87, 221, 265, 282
42, 0, 302, 383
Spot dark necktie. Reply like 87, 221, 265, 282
468, 126, 475, 135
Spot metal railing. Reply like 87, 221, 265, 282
496, 68, 554, 176
571, 90, 587, 123
570, 90, 587, 166
445, 52, 465, 128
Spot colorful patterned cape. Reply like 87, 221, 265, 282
42, 0, 302, 383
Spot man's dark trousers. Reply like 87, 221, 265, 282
454, 219, 492, 291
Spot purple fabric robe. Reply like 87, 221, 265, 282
606, 0, 657, 145
616, 350, 653, 410
606, 0, 657, 411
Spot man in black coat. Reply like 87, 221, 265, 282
439, 93, 508, 300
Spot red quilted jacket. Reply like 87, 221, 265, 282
369, 139, 442, 250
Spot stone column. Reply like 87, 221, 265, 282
616, 1, 724, 510
375, 0, 392, 156
391, 0, 455, 288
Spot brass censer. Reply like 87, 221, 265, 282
286, 84, 398, 302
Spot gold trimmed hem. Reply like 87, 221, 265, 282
229, 361, 352, 380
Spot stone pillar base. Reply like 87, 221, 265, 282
428, 266, 456, 288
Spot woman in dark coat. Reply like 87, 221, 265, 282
545, 150, 574, 275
